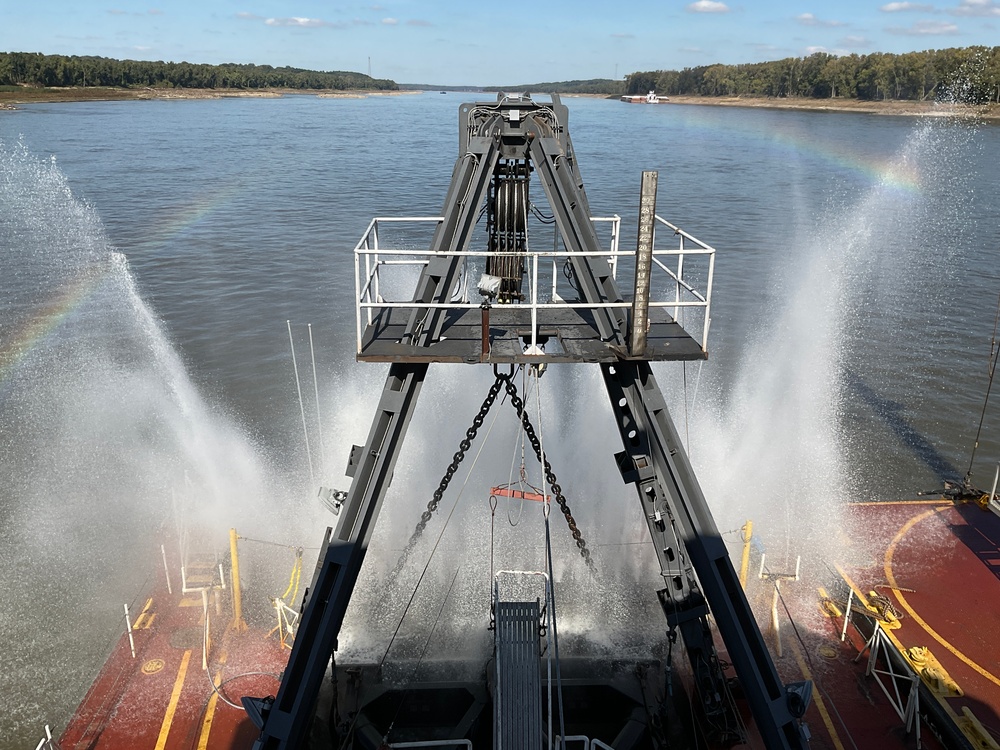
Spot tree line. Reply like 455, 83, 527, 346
487, 78, 625, 95
626, 46, 1000, 103
0, 52, 397, 91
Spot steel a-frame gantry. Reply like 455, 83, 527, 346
248, 94, 811, 750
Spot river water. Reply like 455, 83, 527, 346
1, 93, 998, 746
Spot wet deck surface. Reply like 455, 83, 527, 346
766, 500, 1000, 750
60, 584, 288, 750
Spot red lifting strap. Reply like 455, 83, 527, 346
489, 486, 549, 503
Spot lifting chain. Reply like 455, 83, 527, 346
499, 375, 596, 575
391, 366, 595, 576
390, 371, 507, 577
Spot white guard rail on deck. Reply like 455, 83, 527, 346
353, 214, 715, 356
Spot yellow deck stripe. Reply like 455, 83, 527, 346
133, 598, 155, 629
885, 508, 1000, 688
197, 651, 229, 750
154, 649, 191, 750
786, 636, 846, 750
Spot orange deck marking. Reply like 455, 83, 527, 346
154, 649, 191, 750
884, 507, 1000, 689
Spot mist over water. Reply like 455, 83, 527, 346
0, 140, 314, 737
685, 117, 982, 572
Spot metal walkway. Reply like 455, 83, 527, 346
494, 601, 543, 750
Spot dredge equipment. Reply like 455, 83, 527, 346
246, 94, 812, 749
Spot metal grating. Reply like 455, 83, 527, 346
494, 600, 543, 750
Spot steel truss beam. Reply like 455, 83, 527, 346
250, 95, 807, 750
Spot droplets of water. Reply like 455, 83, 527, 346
0, 138, 294, 741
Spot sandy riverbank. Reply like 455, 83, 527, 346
2, 88, 996, 120
652, 94, 1000, 120
0, 86, 419, 108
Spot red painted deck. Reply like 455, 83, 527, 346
59, 499, 1000, 749
59, 582, 289, 750
762, 499, 1000, 750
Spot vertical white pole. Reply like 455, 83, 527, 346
841, 588, 854, 642
124, 604, 136, 658
989, 463, 999, 507
308, 323, 327, 472
161, 544, 172, 595
287, 320, 316, 487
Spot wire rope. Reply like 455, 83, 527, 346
533, 370, 568, 750
382, 566, 463, 744
377, 386, 507, 671
772, 576, 861, 750
965, 288, 1000, 483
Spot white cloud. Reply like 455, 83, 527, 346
407, 18, 432, 26
887, 18, 960, 31
147, 8, 163, 14
108, 8, 127, 14
686, 1, 730, 13
880, 2, 935, 10
948, 0, 1000, 15
381, 17, 399, 25
236, 12, 262, 20
839, 34, 870, 47
804, 45, 829, 53
797, 12, 846, 26
679, 46, 704, 52
265, 16, 341, 27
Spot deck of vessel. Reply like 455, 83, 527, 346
59, 576, 289, 750
764, 499, 1000, 749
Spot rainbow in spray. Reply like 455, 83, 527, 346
1, 182, 239, 385
665, 105, 924, 195
0, 262, 112, 384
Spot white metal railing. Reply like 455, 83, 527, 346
353, 214, 715, 356
34, 725, 60, 750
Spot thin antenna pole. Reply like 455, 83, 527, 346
287, 320, 316, 488
308, 323, 327, 473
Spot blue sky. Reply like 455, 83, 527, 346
4, 0, 998, 86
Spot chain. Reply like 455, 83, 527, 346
390, 370, 507, 576
391, 366, 596, 577
500, 376, 596, 575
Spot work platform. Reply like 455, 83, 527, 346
353, 215, 715, 364
358, 305, 705, 363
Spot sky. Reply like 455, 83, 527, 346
4, 0, 999, 86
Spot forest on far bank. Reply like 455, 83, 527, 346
0, 52, 397, 91
627, 46, 1000, 103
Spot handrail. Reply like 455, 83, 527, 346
353, 214, 715, 355
388, 741, 472, 749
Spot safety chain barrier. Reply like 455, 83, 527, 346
392, 366, 594, 576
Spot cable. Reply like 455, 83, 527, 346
204, 668, 282, 711
535, 371, 568, 750
965, 288, 1000, 483
378, 385, 507, 671
382, 566, 463, 743
773, 569, 861, 750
